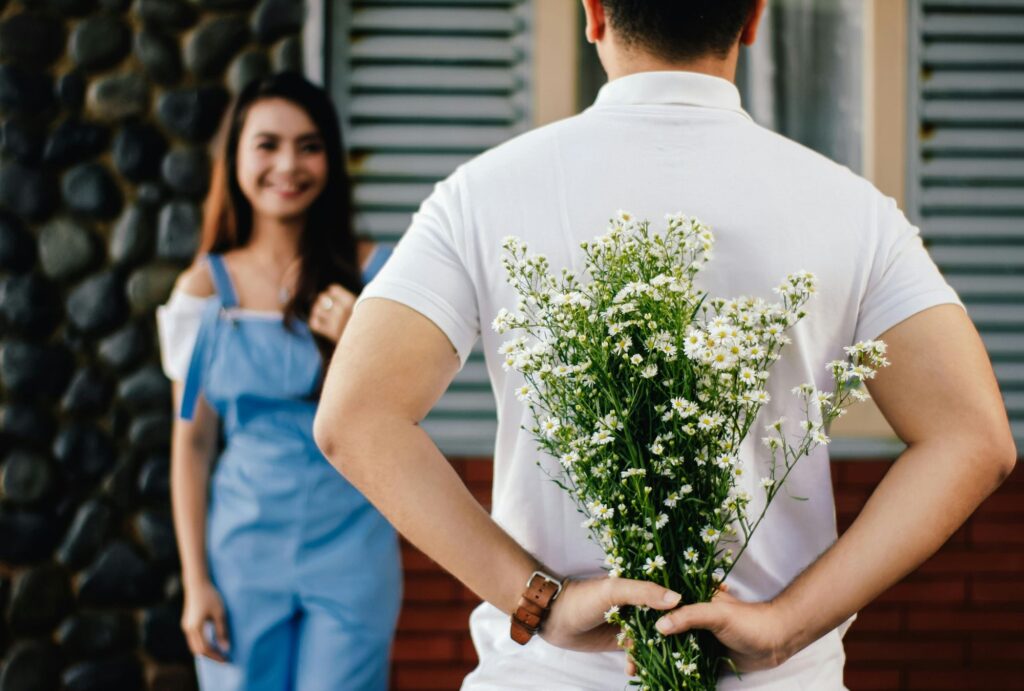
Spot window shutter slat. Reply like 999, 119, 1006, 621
334, 1, 531, 456
909, 0, 1024, 446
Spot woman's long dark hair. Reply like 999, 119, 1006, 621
199, 72, 361, 375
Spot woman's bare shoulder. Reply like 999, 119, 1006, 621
174, 262, 215, 298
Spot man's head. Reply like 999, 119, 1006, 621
582, 0, 767, 81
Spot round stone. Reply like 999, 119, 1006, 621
43, 119, 110, 167
0, 213, 35, 272
228, 49, 270, 93
137, 0, 198, 32
62, 163, 123, 219
157, 200, 201, 261
98, 321, 150, 372
110, 204, 155, 267
56, 498, 114, 569
196, 0, 258, 8
0, 340, 73, 399
136, 182, 165, 207
0, 641, 60, 691
0, 403, 56, 444
62, 656, 144, 691
134, 509, 176, 564
86, 73, 149, 122
70, 16, 131, 72
66, 270, 128, 336
253, 0, 305, 44
57, 611, 135, 660
0, 273, 62, 337
117, 365, 170, 410
101, 453, 135, 510
62, 366, 114, 415
112, 122, 167, 182
34, 0, 97, 15
78, 540, 161, 606
0, 509, 61, 564
185, 16, 250, 80
162, 147, 210, 198
8, 563, 73, 635
53, 422, 116, 480
157, 85, 229, 142
141, 601, 190, 662
0, 449, 54, 505
56, 71, 87, 112
0, 161, 57, 222
273, 35, 303, 73
0, 64, 55, 114
129, 412, 171, 451
134, 28, 182, 86
137, 454, 169, 502
38, 217, 98, 280
0, 12, 65, 67
126, 264, 179, 313
1, 118, 44, 163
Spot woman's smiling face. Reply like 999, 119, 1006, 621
235, 97, 328, 223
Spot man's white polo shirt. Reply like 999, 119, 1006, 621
359, 71, 961, 689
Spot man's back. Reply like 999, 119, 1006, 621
361, 70, 959, 689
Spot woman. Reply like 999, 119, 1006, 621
157, 73, 400, 690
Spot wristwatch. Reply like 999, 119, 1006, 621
510, 570, 565, 645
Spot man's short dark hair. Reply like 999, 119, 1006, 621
601, 0, 757, 62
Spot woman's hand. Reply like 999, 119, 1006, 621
309, 284, 357, 342
181, 580, 231, 662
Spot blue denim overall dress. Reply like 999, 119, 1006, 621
179, 251, 400, 691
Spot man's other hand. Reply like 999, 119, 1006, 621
541, 576, 682, 652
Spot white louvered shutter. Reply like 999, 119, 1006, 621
329, 1, 532, 455
907, 0, 1024, 445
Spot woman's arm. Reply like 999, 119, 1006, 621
170, 382, 231, 660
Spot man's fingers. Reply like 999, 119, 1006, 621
625, 656, 636, 676
712, 586, 739, 604
606, 577, 681, 611
655, 602, 723, 636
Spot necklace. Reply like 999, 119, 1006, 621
249, 251, 301, 306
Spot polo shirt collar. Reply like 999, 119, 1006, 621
593, 70, 751, 120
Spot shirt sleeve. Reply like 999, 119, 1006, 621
853, 194, 963, 344
156, 291, 210, 382
356, 170, 480, 366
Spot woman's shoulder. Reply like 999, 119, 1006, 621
174, 260, 216, 298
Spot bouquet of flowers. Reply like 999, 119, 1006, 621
493, 212, 888, 690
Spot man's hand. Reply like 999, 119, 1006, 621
651, 588, 787, 672
541, 577, 682, 652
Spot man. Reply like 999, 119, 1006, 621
314, 1, 1016, 688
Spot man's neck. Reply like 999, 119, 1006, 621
603, 46, 739, 84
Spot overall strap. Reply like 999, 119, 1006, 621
178, 298, 222, 421
362, 245, 393, 283
206, 254, 239, 308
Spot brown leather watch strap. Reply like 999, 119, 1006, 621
510, 571, 563, 645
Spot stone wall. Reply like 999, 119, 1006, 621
0, 1, 305, 689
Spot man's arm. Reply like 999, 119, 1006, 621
654, 304, 1017, 669
313, 298, 684, 652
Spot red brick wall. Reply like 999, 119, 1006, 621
391, 459, 1024, 691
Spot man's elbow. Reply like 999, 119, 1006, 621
971, 422, 1018, 486
313, 404, 359, 475
992, 434, 1018, 483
